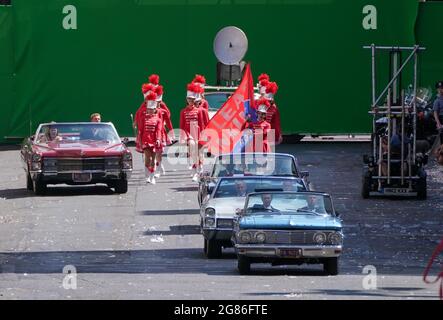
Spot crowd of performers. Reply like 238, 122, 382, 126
133, 73, 282, 184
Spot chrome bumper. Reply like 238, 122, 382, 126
30, 169, 132, 180
235, 244, 342, 258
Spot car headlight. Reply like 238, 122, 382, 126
314, 232, 327, 244
122, 152, 132, 161
31, 162, 42, 171
31, 153, 42, 170
238, 231, 252, 243
122, 152, 133, 169
255, 232, 266, 243
32, 153, 42, 162
329, 232, 343, 245
205, 208, 215, 217
205, 218, 215, 227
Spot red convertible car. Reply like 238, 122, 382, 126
21, 122, 133, 195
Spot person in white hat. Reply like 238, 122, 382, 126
180, 83, 209, 181
192, 74, 209, 111
152, 85, 174, 178
137, 91, 163, 184
134, 83, 155, 153
257, 73, 270, 96
264, 81, 282, 144
242, 98, 272, 153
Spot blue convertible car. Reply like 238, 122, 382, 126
232, 192, 343, 275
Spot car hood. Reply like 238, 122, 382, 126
205, 197, 246, 218
34, 141, 126, 157
239, 214, 342, 230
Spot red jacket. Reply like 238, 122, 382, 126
134, 102, 146, 153
158, 101, 173, 132
200, 98, 209, 110
242, 119, 271, 153
179, 105, 208, 143
136, 106, 163, 151
157, 107, 173, 145
200, 104, 210, 128
266, 103, 281, 141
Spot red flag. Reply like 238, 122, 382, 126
200, 64, 255, 156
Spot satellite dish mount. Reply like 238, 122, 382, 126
213, 26, 248, 86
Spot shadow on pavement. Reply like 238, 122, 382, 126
0, 144, 21, 151
0, 248, 431, 277
169, 186, 199, 192
143, 225, 200, 236
139, 209, 199, 216
0, 188, 34, 200
244, 288, 433, 299
0, 185, 116, 199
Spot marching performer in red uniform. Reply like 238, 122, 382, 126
242, 98, 272, 153
257, 73, 270, 97
153, 85, 174, 177
180, 83, 209, 181
136, 91, 163, 184
192, 74, 209, 111
148, 74, 160, 87
264, 81, 282, 145
134, 83, 155, 153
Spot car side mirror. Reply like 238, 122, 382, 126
301, 171, 309, 178
121, 137, 129, 145
235, 208, 244, 216
335, 211, 341, 217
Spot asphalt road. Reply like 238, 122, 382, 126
0, 143, 442, 300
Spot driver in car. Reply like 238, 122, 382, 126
43, 126, 62, 142
282, 180, 302, 192
299, 195, 325, 214
80, 125, 108, 141
218, 163, 244, 177
252, 194, 279, 212
234, 180, 248, 197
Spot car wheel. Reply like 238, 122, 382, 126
361, 172, 371, 199
323, 257, 339, 276
205, 239, 222, 259
33, 178, 47, 195
114, 179, 128, 194
237, 256, 251, 275
26, 172, 33, 191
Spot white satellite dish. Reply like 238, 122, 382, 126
213, 26, 248, 65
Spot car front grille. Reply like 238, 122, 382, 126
43, 157, 120, 172
264, 230, 335, 245
217, 219, 234, 229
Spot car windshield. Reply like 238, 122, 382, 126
244, 193, 334, 216
205, 92, 231, 111
213, 179, 306, 199
213, 154, 297, 177
35, 123, 120, 144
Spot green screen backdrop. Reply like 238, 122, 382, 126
1, 0, 438, 143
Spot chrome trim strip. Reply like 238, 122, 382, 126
235, 244, 342, 258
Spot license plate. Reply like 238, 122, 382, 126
72, 173, 92, 183
279, 249, 301, 257
384, 188, 409, 194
